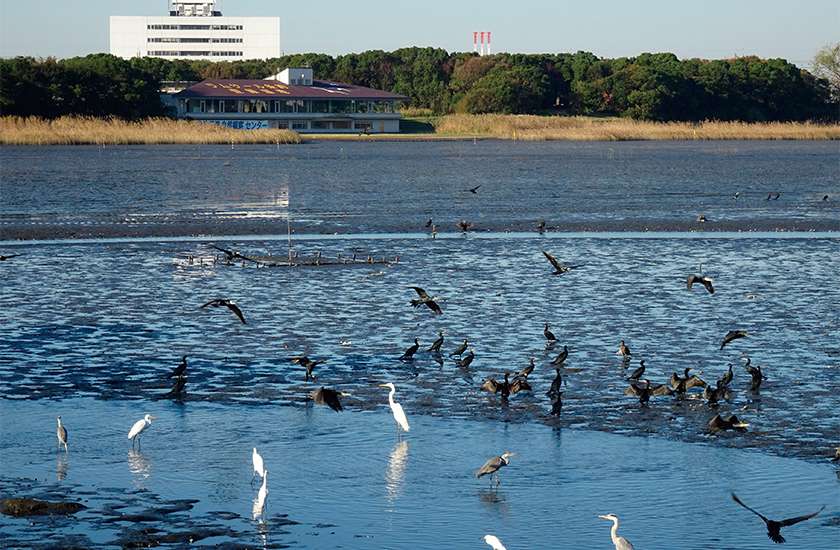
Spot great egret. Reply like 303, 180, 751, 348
476, 452, 517, 487
128, 414, 156, 448
379, 383, 409, 437
598, 513, 635, 550
256, 470, 268, 515
731, 492, 824, 544
252, 448, 265, 483
482, 534, 507, 550
199, 298, 246, 324
57, 416, 68, 454
409, 287, 442, 314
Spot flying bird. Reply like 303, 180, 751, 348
542, 250, 579, 274
309, 387, 349, 412
731, 492, 824, 544
708, 414, 749, 434
199, 298, 246, 324
0, 254, 22, 261
476, 452, 517, 487
686, 274, 714, 293
466, 183, 482, 193
290, 356, 327, 380
408, 286, 442, 314
720, 330, 748, 350
212, 245, 257, 263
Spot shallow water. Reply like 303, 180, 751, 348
1, 142, 839, 548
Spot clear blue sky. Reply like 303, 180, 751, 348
1, 0, 837, 68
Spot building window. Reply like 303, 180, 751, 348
178, 25, 211, 30
276, 121, 289, 129
291, 121, 308, 130
331, 101, 352, 114
311, 100, 329, 113
180, 38, 211, 43
211, 38, 243, 43
211, 25, 243, 30
354, 121, 373, 130
211, 51, 243, 57
311, 121, 329, 130
332, 121, 351, 130
221, 99, 238, 113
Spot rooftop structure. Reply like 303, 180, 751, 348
110, 0, 279, 61
173, 70, 410, 133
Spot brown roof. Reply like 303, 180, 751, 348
174, 79, 410, 101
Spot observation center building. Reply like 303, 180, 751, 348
174, 68, 410, 133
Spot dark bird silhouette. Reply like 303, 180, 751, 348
765, 193, 773, 201
731, 492, 823, 544
697, 215, 707, 222
409, 286, 442, 314
400, 338, 420, 360
550, 345, 569, 365
0, 254, 22, 261
670, 368, 707, 394
309, 387, 349, 412
743, 357, 765, 390
476, 452, 517, 486
165, 375, 187, 397
290, 356, 328, 380
510, 377, 532, 394
541, 250, 580, 274
720, 330, 748, 350
551, 392, 563, 416
457, 220, 476, 232
543, 323, 557, 342
703, 379, 731, 405
466, 183, 482, 194
457, 349, 475, 368
733, 192, 740, 200
450, 339, 468, 357
515, 358, 536, 379
686, 274, 715, 293
773, 192, 780, 200
546, 368, 564, 396
481, 373, 530, 399
823, 195, 829, 201
537, 220, 546, 233
199, 299, 246, 324
708, 414, 749, 434
618, 340, 631, 356
721, 363, 734, 386
212, 245, 257, 263
425, 217, 433, 228
628, 360, 646, 381
168, 356, 187, 378
428, 330, 445, 353
624, 379, 674, 403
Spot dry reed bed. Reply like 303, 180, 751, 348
433, 114, 840, 140
0, 116, 303, 145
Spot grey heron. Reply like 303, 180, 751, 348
128, 414, 156, 448
379, 383, 410, 437
476, 452, 517, 487
57, 416, 68, 454
731, 492, 824, 544
199, 298, 246, 324
598, 514, 635, 550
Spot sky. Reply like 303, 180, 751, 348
1, 0, 837, 69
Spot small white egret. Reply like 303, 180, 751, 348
379, 383, 409, 437
56, 416, 68, 453
252, 447, 265, 483
256, 470, 268, 516
598, 513, 635, 550
128, 414, 156, 448
482, 534, 507, 550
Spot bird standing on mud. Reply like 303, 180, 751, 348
400, 338, 420, 360
168, 356, 187, 378
624, 379, 673, 403
670, 368, 707, 394
199, 299, 246, 324
428, 330, 445, 353
551, 345, 569, 365
618, 340, 631, 356
628, 360, 646, 381
379, 382, 410, 438
743, 357, 765, 390
450, 338, 468, 358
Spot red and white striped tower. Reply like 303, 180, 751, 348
487, 31, 491, 55
479, 32, 485, 55
473, 31, 478, 53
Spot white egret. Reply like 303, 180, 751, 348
256, 470, 268, 515
598, 513, 635, 550
379, 383, 409, 437
482, 534, 507, 550
56, 416, 68, 453
252, 447, 265, 483
128, 414, 156, 448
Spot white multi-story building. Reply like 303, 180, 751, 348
110, 1, 280, 61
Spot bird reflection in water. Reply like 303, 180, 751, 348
253, 470, 268, 520
57, 456, 67, 481
127, 449, 152, 482
386, 440, 409, 503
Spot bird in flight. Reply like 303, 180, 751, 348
309, 387, 349, 412
686, 274, 714, 293
542, 250, 579, 274
707, 414, 748, 434
731, 492, 824, 544
720, 330, 748, 350
457, 220, 476, 232
199, 299, 246, 324
408, 286, 442, 314
290, 356, 328, 380
0, 254, 22, 261
465, 183, 482, 194
212, 245, 257, 263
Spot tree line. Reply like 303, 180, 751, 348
2, 48, 836, 122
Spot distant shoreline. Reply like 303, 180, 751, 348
1, 115, 838, 145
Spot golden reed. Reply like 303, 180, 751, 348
433, 114, 840, 141
0, 116, 303, 145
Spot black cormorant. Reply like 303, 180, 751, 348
543, 323, 557, 342
551, 392, 563, 416
168, 355, 187, 378
409, 286, 442, 314
550, 345, 569, 365
618, 340, 631, 356
628, 360, 646, 381
546, 368, 564, 396
290, 356, 328, 380
708, 414, 749, 434
686, 274, 714, 293
624, 379, 674, 403
458, 349, 476, 368
482, 373, 529, 399
720, 330, 748, 350
0, 254, 22, 261
165, 375, 187, 397
542, 250, 580, 274
199, 298, 246, 324
743, 357, 765, 390
731, 492, 823, 544
450, 339, 468, 357
400, 338, 420, 360
515, 358, 536, 379
309, 387, 349, 412
670, 368, 707, 393
721, 363, 734, 386
466, 184, 482, 194
457, 220, 476, 232
703, 379, 730, 405
428, 330, 445, 353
